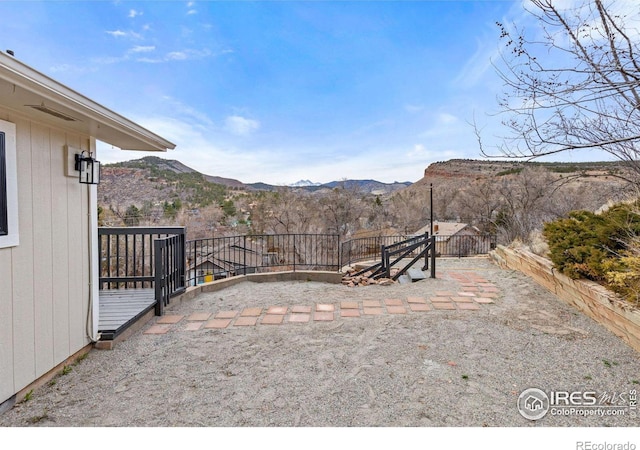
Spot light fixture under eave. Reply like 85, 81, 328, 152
74, 152, 100, 185
26, 103, 78, 121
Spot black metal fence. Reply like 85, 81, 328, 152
340, 235, 410, 268
99, 229, 496, 293
340, 233, 496, 266
433, 234, 497, 257
185, 233, 340, 286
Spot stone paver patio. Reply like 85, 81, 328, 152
143, 271, 497, 335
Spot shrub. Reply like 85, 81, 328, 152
605, 250, 640, 305
542, 201, 640, 305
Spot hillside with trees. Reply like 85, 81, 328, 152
98, 156, 631, 246
403, 159, 631, 243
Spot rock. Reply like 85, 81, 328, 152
407, 268, 427, 282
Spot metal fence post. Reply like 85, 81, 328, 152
430, 235, 436, 278
243, 235, 247, 275
154, 239, 164, 316
382, 244, 390, 278
423, 232, 429, 271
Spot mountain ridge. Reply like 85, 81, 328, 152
105, 156, 412, 193
289, 179, 322, 187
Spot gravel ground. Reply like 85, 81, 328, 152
1, 257, 639, 427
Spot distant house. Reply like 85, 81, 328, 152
413, 221, 485, 256
414, 221, 480, 236
186, 238, 273, 284
0, 52, 175, 411
188, 255, 232, 284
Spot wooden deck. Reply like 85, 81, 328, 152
98, 289, 156, 340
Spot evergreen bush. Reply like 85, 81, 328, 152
542, 202, 640, 305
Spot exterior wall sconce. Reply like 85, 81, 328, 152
74, 152, 100, 185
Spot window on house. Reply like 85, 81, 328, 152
0, 131, 8, 236
0, 119, 18, 248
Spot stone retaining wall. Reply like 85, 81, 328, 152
490, 245, 640, 352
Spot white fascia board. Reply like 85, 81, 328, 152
0, 53, 175, 152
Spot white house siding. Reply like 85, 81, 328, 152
0, 108, 91, 404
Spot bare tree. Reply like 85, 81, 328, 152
493, 167, 572, 243
250, 187, 319, 235
388, 190, 430, 235
318, 183, 366, 238
482, 0, 640, 184
456, 179, 503, 233
186, 204, 226, 239
366, 195, 394, 231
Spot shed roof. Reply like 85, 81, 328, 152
0, 52, 175, 152
414, 221, 473, 237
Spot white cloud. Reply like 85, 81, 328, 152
106, 30, 127, 38
91, 55, 127, 65
128, 48, 213, 63
128, 9, 142, 18
129, 45, 155, 53
97, 113, 430, 185
186, 1, 197, 15
135, 57, 162, 64
224, 115, 261, 136
452, 36, 500, 89
166, 51, 188, 61
98, 114, 275, 183
106, 29, 142, 40
49, 63, 73, 73
49, 63, 98, 75
452, 1, 529, 90
159, 96, 216, 128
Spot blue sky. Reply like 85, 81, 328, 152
0, 0, 598, 184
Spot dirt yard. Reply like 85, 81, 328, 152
1, 257, 639, 427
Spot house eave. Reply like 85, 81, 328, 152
0, 52, 175, 152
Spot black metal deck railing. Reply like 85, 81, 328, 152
153, 232, 186, 315
98, 226, 186, 290
97, 227, 186, 338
